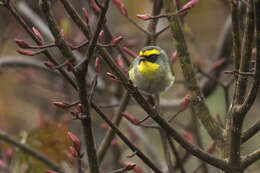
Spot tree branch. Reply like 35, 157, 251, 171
163, 0, 223, 141
234, 0, 254, 105
236, 0, 260, 115
3, 1, 77, 90
241, 148, 260, 170
241, 118, 260, 143
97, 92, 130, 163
91, 102, 163, 173
230, 0, 241, 71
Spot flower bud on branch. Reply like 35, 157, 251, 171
123, 47, 137, 58
32, 27, 44, 42
52, 101, 71, 109
15, 39, 30, 49
45, 170, 58, 173
95, 57, 101, 73
67, 131, 81, 154
171, 51, 178, 64
17, 49, 42, 56
182, 130, 195, 144
112, 0, 128, 16
90, 0, 101, 14
44, 61, 55, 70
98, 30, 105, 42
136, 14, 151, 20
122, 112, 138, 125
124, 162, 137, 171
82, 8, 89, 24
110, 36, 123, 46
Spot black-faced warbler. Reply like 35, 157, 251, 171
129, 46, 175, 94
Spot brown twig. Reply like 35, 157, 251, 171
97, 92, 131, 163
241, 118, 260, 143
3, 1, 77, 90
163, 0, 223, 142
91, 102, 163, 173
167, 135, 186, 173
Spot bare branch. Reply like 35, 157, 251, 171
163, 0, 223, 141
241, 118, 260, 143
241, 148, 260, 170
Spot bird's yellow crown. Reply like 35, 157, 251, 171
139, 49, 161, 57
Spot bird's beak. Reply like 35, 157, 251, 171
139, 57, 146, 62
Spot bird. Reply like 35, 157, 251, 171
128, 46, 175, 94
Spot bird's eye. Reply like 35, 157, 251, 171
146, 54, 158, 62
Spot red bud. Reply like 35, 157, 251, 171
98, 30, 105, 42
120, 6, 128, 16
111, 139, 120, 148
216, 114, 224, 128
82, 8, 89, 24
32, 27, 44, 42
122, 112, 138, 125
124, 162, 137, 171
64, 150, 75, 163
44, 61, 55, 70
171, 51, 178, 64
0, 160, 5, 168
136, 14, 151, 20
112, 0, 123, 8
181, 0, 198, 12
110, 36, 123, 46
123, 47, 137, 58
66, 62, 74, 71
6, 147, 13, 163
252, 48, 256, 59
100, 123, 109, 129
95, 57, 101, 73
206, 141, 217, 154
17, 49, 40, 56
125, 40, 136, 48
126, 151, 137, 158
133, 164, 144, 173
76, 104, 83, 113
15, 39, 30, 49
112, 0, 128, 16
179, 94, 190, 111
53, 101, 70, 109
68, 131, 81, 153
60, 29, 67, 39
90, 0, 100, 14
70, 146, 79, 157
45, 170, 58, 173
117, 55, 125, 70
106, 72, 117, 79
182, 130, 195, 144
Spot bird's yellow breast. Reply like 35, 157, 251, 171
138, 61, 160, 73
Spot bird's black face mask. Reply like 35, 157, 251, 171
139, 54, 159, 64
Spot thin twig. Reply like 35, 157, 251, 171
4, 2, 77, 90
97, 92, 131, 163
241, 118, 260, 143
126, 16, 151, 36
167, 136, 186, 173
241, 148, 260, 170
163, 0, 223, 142
91, 102, 163, 173
231, 0, 242, 71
